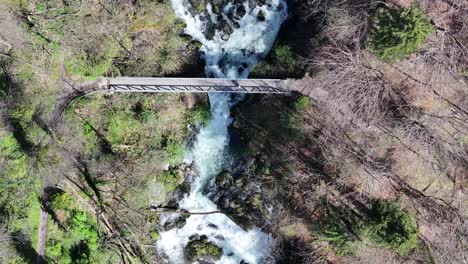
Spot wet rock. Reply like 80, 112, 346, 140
212, 4, 221, 14
158, 212, 190, 231
236, 5, 246, 17
207, 222, 219, 229
211, 0, 224, 7
185, 235, 223, 263
257, 10, 265, 21
226, 6, 236, 20
204, 23, 216, 40
189, 0, 207, 14
206, 155, 282, 229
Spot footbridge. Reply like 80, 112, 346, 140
53, 77, 306, 128
86, 77, 301, 94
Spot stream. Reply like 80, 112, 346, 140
156, 0, 287, 263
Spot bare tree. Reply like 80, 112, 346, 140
307, 45, 407, 123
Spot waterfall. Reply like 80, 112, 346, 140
156, 0, 287, 263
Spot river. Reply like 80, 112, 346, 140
156, 0, 287, 263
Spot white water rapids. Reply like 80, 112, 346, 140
156, 0, 287, 263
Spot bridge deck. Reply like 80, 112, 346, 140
98, 77, 295, 94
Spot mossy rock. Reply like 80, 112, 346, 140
185, 235, 222, 262
150, 230, 160, 241
250, 193, 262, 209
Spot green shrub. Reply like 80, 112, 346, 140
46, 209, 100, 263
288, 96, 310, 130
294, 96, 310, 112
368, 7, 434, 62
164, 135, 184, 164
274, 45, 300, 72
317, 200, 419, 256
192, 104, 211, 126
106, 111, 141, 146
317, 204, 363, 256
0, 133, 28, 179
51, 192, 73, 211
364, 200, 419, 255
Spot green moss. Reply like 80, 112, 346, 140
368, 7, 434, 62
175, 19, 187, 30
157, 169, 180, 193
150, 230, 160, 240
185, 236, 222, 262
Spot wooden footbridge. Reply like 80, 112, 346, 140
83, 77, 302, 94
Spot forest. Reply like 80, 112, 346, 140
0, 0, 467, 263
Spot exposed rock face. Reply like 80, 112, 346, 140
204, 155, 282, 229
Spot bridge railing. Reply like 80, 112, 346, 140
92, 77, 296, 94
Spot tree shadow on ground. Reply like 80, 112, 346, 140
11, 231, 48, 264
75, 158, 102, 203
6, 117, 35, 153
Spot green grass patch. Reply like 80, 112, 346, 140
368, 7, 434, 62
